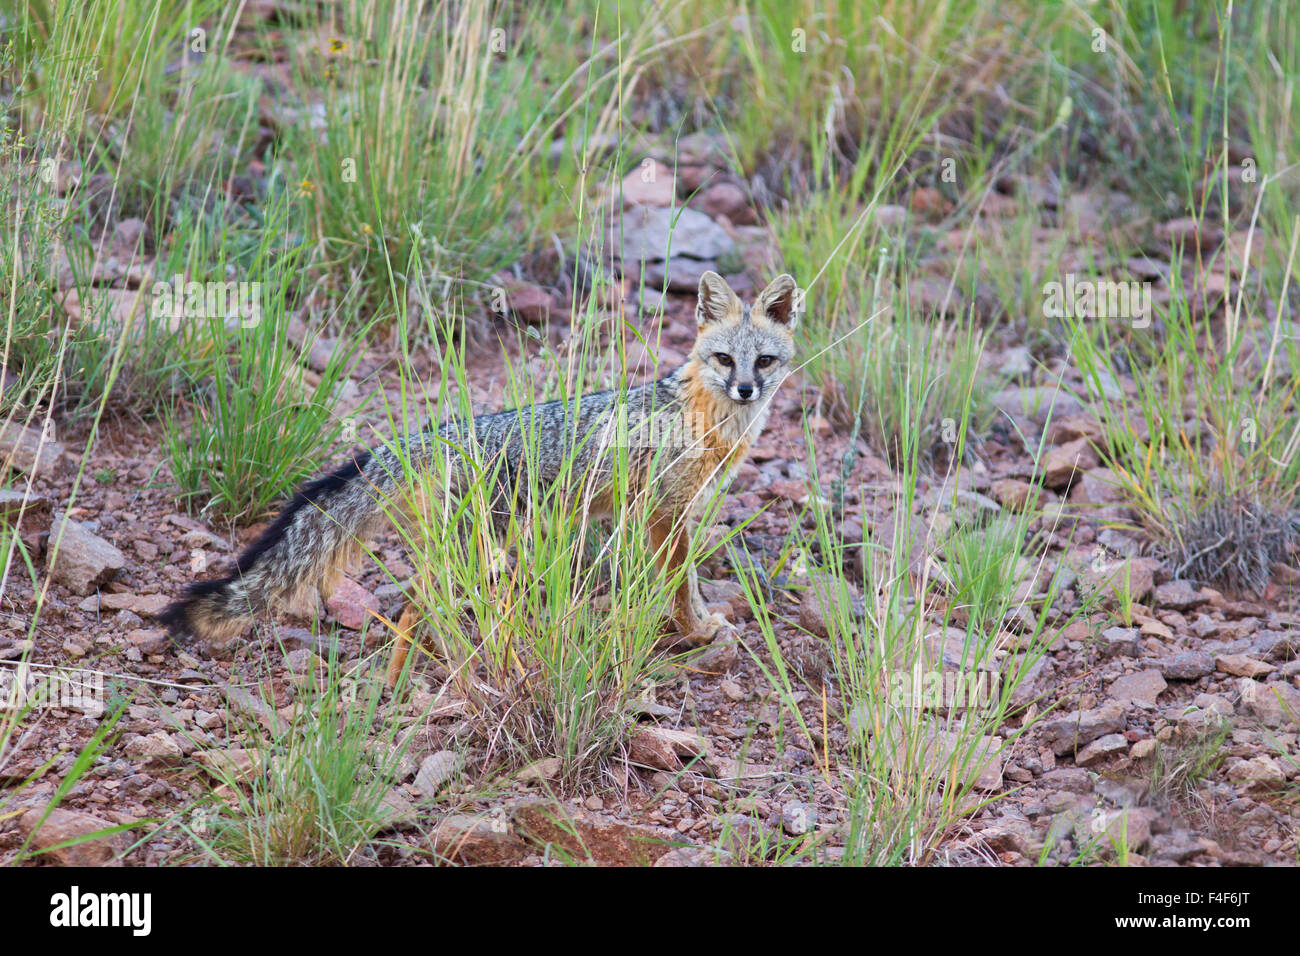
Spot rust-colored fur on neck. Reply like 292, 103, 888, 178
678, 356, 755, 498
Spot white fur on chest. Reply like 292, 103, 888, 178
720, 397, 773, 447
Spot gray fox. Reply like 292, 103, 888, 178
161, 271, 800, 660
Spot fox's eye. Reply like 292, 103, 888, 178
714, 353, 734, 367
755, 355, 775, 369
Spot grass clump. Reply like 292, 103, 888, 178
163, 225, 364, 525
732, 412, 1072, 865
1070, 252, 1300, 593
184, 650, 421, 866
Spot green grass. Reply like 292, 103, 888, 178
180, 647, 423, 866
660, 0, 1069, 186
942, 514, 1032, 637
1069, 246, 1300, 592
1145, 719, 1231, 811
276, 0, 650, 315
163, 207, 367, 524
802, 278, 992, 470
732, 410, 1078, 865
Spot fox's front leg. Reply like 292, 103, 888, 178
650, 516, 731, 645
385, 602, 422, 690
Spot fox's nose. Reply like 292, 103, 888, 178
737, 383, 754, 400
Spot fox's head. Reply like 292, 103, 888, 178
691, 271, 799, 406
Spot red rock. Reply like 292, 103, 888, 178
325, 578, 380, 630
1043, 438, 1099, 489
628, 727, 709, 771
18, 808, 125, 866
620, 159, 675, 207
695, 181, 756, 225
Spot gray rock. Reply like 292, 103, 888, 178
1191, 614, 1221, 638
1008, 655, 1052, 709
223, 685, 283, 733
1172, 706, 1229, 736
1076, 733, 1129, 766
653, 846, 720, 867
1241, 679, 1300, 730
608, 205, 735, 265
377, 789, 419, 828
884, 722, 1003, 790
284, 648, 322, 675
0, 422, 65, 477
1088, 807, 1155, 851
45, 514, 125, 595
781, 802, 816, 836
1077, 555, 1160, 604
1150, 829, 1211, 863
692, 635, 739, 671
1040, 701, 1127, 755
124, 730, 183, 767
1073, 466, 1126, 505
415, 750, 462, 795
1193, 693, 1234, 716
1040, 768, 1094, 792
1253, 631, 1300, 661
642, 255, 719, 292
1100, 627, 1140, 657
999, 346, 1033, 379
991, 386, 1083, 426
1156, 651, 1215, 680
1109, 669, 1167, 706
1153, 579, 1203, 610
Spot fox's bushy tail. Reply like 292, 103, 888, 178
160, 443, 411, 643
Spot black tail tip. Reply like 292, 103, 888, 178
158, 575, 229, 643
157, 596, 195, 644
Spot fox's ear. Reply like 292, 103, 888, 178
755, 274, 799, 328
696, 271, 742, 327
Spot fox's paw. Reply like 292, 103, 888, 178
685, 611, 734, 646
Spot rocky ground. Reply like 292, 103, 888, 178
3, 152, 1299, 867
